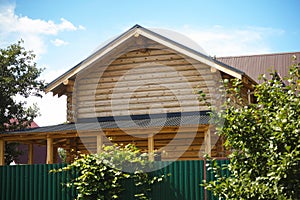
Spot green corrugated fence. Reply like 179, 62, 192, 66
0, 164, 76, 200
0, 160, 229, 200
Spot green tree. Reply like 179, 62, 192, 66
0, 40, 45, 165
204, 58, 300, 199
52, 144, 165, 200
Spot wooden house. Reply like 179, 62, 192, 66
0, 25, 262, 165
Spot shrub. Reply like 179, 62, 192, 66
52, 144, 164, 200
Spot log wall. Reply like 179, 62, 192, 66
73, 47, 221, 119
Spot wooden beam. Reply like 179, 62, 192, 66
204, 129, 211, 156
148, 134, 154, 161
0, 140, 5, 166
28, 144, 33, 164
210, 67, 217, 73
46, 137, 53, 164
96, 135, 103, 154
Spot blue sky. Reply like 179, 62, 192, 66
0, 0, 300, 126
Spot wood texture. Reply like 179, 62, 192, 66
73, 47, 220, 119
148, 134, 154, 161
46, 137, 53, 164
96, 135, 103, 154
28, 144, 33, 164
0, 140, 4, 166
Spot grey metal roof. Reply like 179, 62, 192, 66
1, 111, 210, 135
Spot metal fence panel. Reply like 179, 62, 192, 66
0, 164, 75, 200
0, 160, 229, 200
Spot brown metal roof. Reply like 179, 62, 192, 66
217, 52, 300, 82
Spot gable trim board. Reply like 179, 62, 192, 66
45, 24, 253, 95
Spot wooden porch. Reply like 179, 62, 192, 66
0, 112, 227, 165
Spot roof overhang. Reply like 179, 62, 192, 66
45, 24, 247, 94
0, 111, 210, 138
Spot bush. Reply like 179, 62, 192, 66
52, 144, 164, 200
203, 58, 300, 199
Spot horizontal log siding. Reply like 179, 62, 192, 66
74, 48, 219, 119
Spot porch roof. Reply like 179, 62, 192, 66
1, 111, 210, 135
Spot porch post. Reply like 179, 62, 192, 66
148, 134, 154, 161
28, 143, 33, 164
204, 128, 211, 156
96, 135, 103, 154
46, 137, 53, 164
0, 139, 5, 166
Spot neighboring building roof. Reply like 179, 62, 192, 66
45, 24, 250, 95
2, 111, 210, 135
217, 52, 300, 82
4, 119, 39, 129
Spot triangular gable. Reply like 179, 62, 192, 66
45, 24, 248, 94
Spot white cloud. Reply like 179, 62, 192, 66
0, 3, 84, 58
178, 25, 284, 57
78, 25, 86, 30
51, 38, 69, 46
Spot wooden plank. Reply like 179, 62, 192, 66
118, 48, 178, 57
91, 63, 209, 78
102, 62, 208, 74
0, 140, 4, 166
110, 54, 183, 65
107, 132, 204, 142
204, 129, 211, 156
76, 91, 204, 104
117, 48, 174, 59
28, 144, 33, 164
77, 70, 214, 85
97, 135, 103, 154
77, 99, 201, 113
46, 137, 53, 164
77, 75, 211, 90
76, 61, 210, 81
76, 88, 204, 100
1, 132, 79, 141
77, 79, 213, 93
77, 95, 196, 108
148, 134, 154, 161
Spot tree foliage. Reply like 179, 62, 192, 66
204, 58, 300, 199
52, 144, 165, 200
0, 40, 45, 164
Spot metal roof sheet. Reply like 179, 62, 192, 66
217, 52, 300, 82
1, 111, 210, 135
